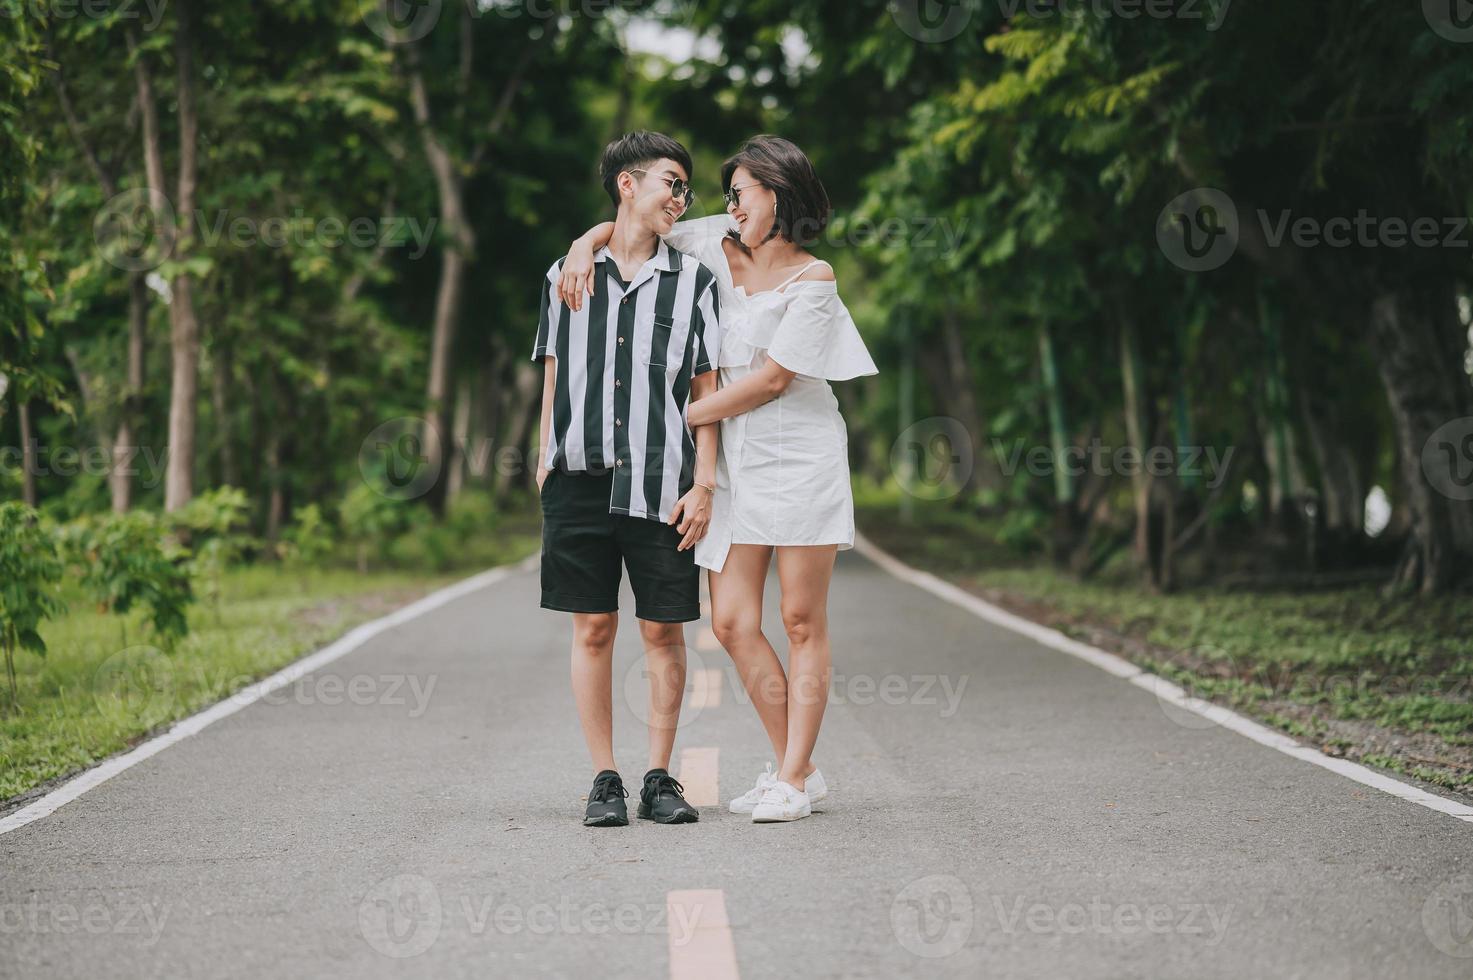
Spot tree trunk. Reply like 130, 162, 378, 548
52, 32, 147, 515
210, 327, 238, 489
915, 342, 987, 502
385, 3, 551, 513
17, 397, 36, 507
1368, 289, 1473, 593
447, 375, 471, 502
1038, 321, 1078, 563
422, 244, 467, 514
493, 363, 542, 504
1119, 318, 1157, 587
939, 309, 999, 495
264, 427, 285, 545
479, 347, 509, 488
398, 20, 475, 517
1300, 394, 1364, 536
163, 0, 202, 512
112, 274, 148, 512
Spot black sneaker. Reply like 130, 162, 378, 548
638, 768, 699, 824
584, 770, 629, 827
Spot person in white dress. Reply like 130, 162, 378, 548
558, 136, 877, 823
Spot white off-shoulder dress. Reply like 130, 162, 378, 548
661, 215, 879, 574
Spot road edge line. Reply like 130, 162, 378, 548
0, 554, 540, 838
852, 531, 1473, 826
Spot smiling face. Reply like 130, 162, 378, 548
725, 165, 779, 249
618, 157, 690, 236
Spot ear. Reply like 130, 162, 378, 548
617, 171, 638, 200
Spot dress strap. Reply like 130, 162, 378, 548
774, 259, 827, 292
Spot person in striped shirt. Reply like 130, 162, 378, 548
531, 132, 722, 827
558, 135, 880, 824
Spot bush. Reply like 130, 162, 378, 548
0, 502, 67, 709
280, 503, 335, 569
64, 510, 195, 650
339, 481, 415, 572
169, 487, 256, 618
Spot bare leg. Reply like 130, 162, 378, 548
570, 612, 618, 775
774, 545, 837, 791
708, 544, 792, 764
639, 619, 687, 772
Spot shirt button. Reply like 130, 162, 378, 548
615, 379, 622, 388
622, 297, 629, 305
617, 336, 625, 345
615, 459, 623, 467
615, 418, 622, 427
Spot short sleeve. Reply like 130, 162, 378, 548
662, 214, 736, 265
766, 283, 879, 381
689, 278, 721, 375
531, 261, 563, 362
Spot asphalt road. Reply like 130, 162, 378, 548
2, 546, 1471, 978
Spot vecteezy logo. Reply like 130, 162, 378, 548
94, 188, 178, 272
1421, 417, 1473, 501
364, 0, 443, 43
1424, 0, 1473, 42
891, 0, 973, 43
359, 417, 443, 500
1423, 875, 1473, 958
891, 874, 973, 958
92, 645, 174, 723
890, 417, 974, 500
1156, 188, 1239, 272
622, 643, 710, 730
359, 874, 442, 958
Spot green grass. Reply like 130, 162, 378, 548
0, 511, 540, 804
857, 492, 1473, 793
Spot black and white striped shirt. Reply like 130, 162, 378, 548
531, 240, 721, 523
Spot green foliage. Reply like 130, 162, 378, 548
64, 511, 195, 650
170, 487, 256, 618
6, 1, 1471, 613
279, 503, 335, 569
339, 481, 414, 572
0, 502, 67, 707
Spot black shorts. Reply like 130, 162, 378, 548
538, 468, 700, 623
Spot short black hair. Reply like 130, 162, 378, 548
720, 135, 831, 246
598, 131, 693, 211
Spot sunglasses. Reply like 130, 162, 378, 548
628, 169, 694, 207
724, 181, 760, 211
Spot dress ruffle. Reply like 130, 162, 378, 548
756, 282, 878, 382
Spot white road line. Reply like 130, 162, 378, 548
667, 889, 740, 980
0, 555, 540, 838
676, 747, 720, 807
853, 533, 1473, 826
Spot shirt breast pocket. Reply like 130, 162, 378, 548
643, 314, 689, 374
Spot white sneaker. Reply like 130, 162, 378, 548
806, 769, 829, 811
730, 765, 830, 814
728, 763, 777, 814
751, 780, 811, 822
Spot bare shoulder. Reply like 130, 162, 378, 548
797, 257, 835, 282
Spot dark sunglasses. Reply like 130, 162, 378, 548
629, 169, 694, 207
724, 181, 760, 211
